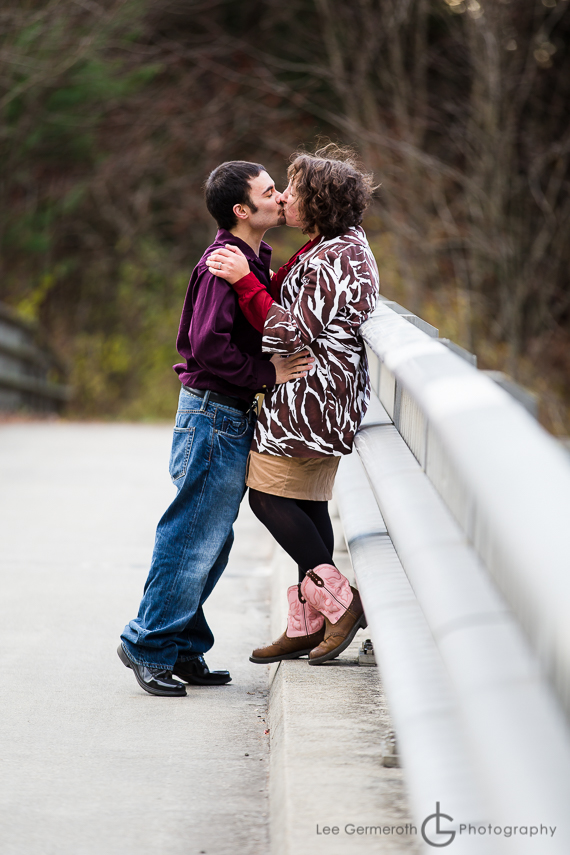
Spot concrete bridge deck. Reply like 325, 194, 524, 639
0, 422, 416, 855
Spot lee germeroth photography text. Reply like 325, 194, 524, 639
315, 817, 557, 848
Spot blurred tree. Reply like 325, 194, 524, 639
217, 0, 570, 373
0, 0, 314, 416
1, 0, 569, 429
203, 0, 570, 427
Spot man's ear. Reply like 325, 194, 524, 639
233, 203, 249, 222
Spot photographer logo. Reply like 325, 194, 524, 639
421, 803, 456, 848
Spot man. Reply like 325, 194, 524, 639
118, 161, 312, 697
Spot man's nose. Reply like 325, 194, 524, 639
275, 190, 284, 204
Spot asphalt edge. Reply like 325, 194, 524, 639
266, 505, 356, 855
267, 549, 297, 855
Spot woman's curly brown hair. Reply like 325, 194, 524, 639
287, 143, 376, 240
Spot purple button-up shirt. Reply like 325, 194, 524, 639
174, 229, 276, 401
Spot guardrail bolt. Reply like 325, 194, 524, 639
380, 731, 400, 768
358, 638, 376, 666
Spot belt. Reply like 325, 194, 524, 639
182, 385, 252, 413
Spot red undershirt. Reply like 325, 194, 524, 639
232, 235, 322, 332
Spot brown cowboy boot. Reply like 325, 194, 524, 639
249, 584, 325, 664
300, 564, 367, 665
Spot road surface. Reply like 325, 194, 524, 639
0, 421, 272, 855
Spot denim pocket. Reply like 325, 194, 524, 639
217, 413, 249, 438
169, 426, 196, 482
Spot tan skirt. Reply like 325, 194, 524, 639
246, 450, 340, 501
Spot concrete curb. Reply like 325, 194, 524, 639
265, 536, 419, 854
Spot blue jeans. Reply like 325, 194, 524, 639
121, 387, 255, 669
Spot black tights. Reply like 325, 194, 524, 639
249, 489, 334, 584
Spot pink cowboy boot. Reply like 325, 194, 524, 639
249, 584, 325, 664
300, 564, 367, 665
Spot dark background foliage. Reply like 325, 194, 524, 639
1, 0, 569, 430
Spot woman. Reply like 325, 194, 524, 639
206, 145, 379, 665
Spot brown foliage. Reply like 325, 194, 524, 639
0, 0, 569, 428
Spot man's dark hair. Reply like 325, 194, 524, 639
204, 161, 266, 230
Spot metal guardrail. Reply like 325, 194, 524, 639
335, 297, 570, 854
0, 302, 70, 412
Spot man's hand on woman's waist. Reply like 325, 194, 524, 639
271, 351, 314, 384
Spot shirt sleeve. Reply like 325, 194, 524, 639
190, 269, 276, 390
231, 272, 275, 333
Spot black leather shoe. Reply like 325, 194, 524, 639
117, 644, 187, 697
173, 654, 231, 685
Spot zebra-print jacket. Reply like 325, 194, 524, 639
254, 226, 379, 458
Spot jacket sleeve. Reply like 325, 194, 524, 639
261, 256, 349, 355
229, 244, 377, 356
190, 269, 276, 390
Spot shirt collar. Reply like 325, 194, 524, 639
214, 229, 272, 270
